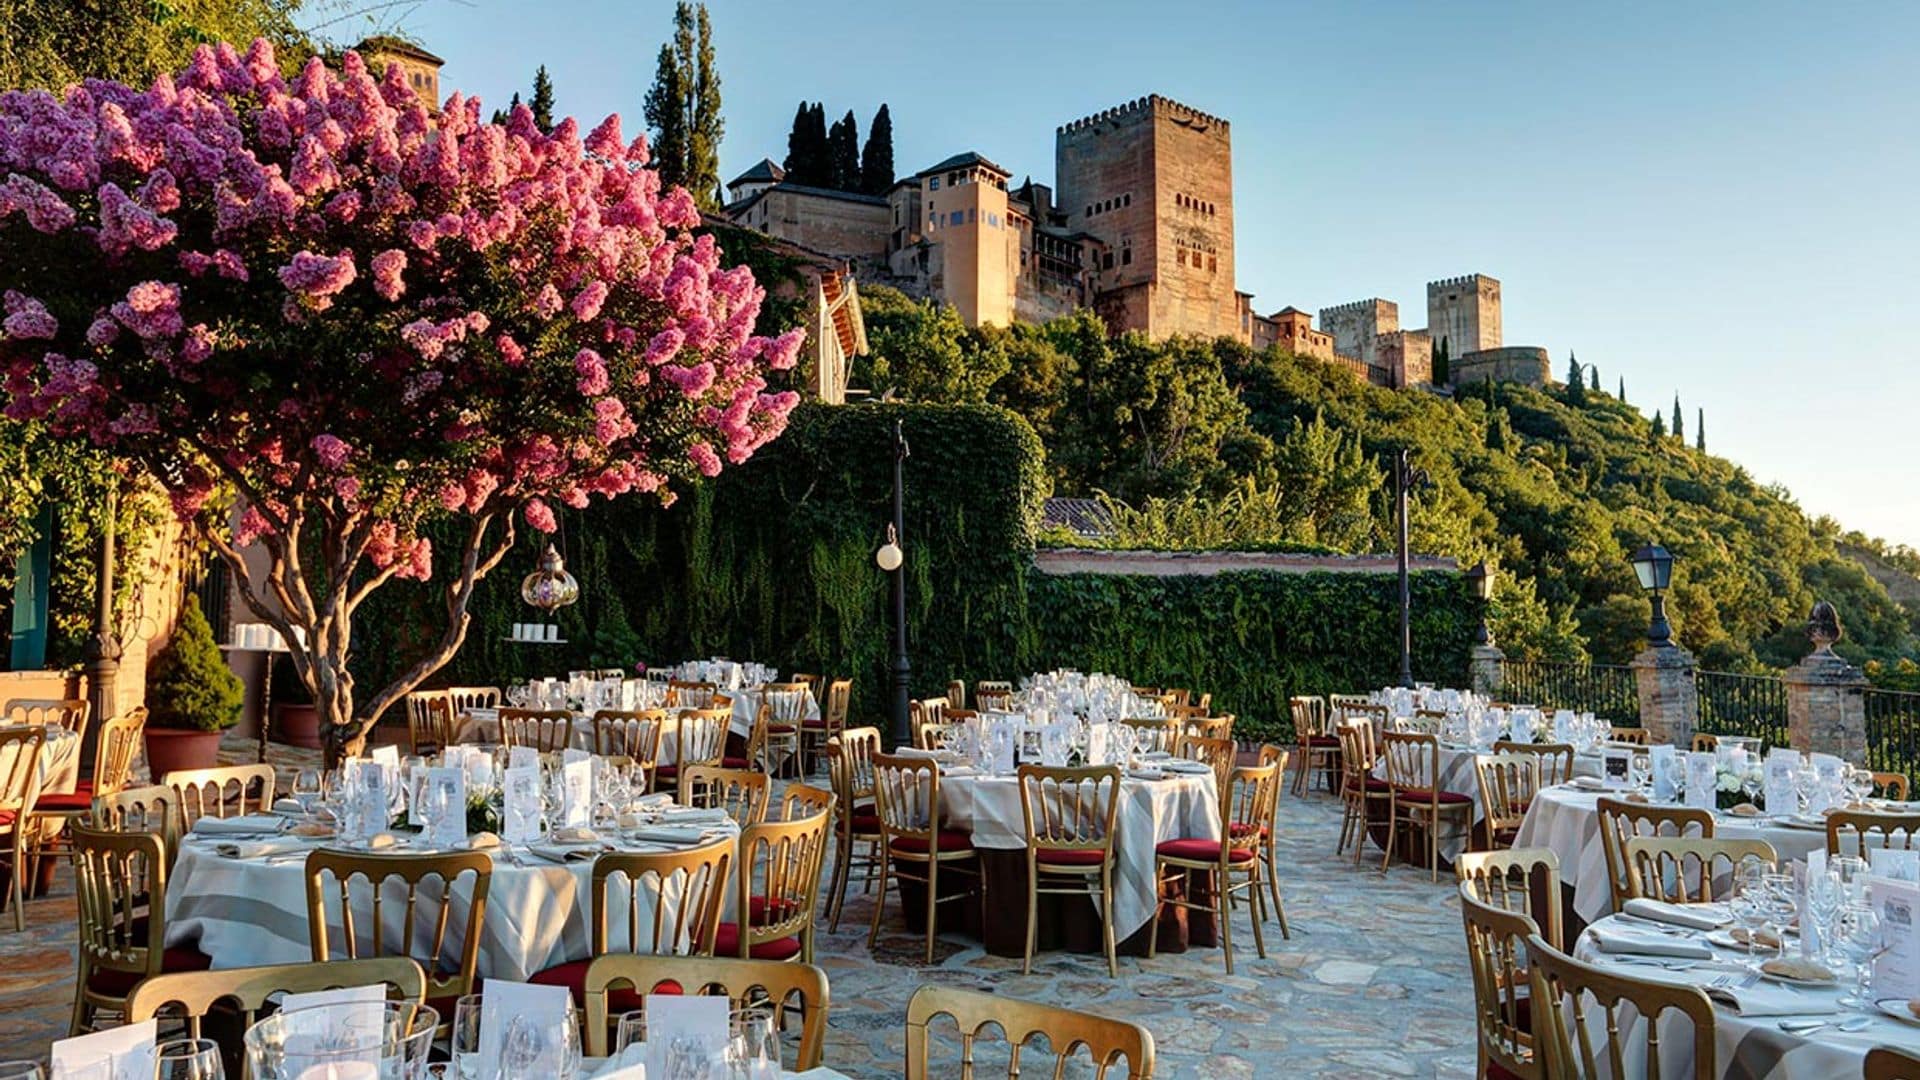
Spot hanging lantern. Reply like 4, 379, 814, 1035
520, 543, 580, 613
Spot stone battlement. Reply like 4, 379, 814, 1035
1320, 297, 1392, 315
1428, 273, 1497, 291
1057, 94, 1229, 135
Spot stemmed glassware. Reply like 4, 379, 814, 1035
154, 1039, 224, 1080
1629, 753, 1652, 796
1847, 767, 1875, 807
291, 768, 322, 817
1730, 866, 1771, 968
728, 1005, 779, 1079
1835, 902, 1882, 1009
1741, 764, 1763, 809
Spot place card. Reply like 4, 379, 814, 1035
1812, 754, 1848, 814
1600, 747, 1633, 789
478, 980, 573, 1080
1764, 751, 1798, 816
644, 992, 730, 1080
425, 766, 468, 847
351, 760, 391, 840
52, 1018, 155, 1080
509, 746, 540, 772
1873, 849, 1920, 881
1649, 745, 1679, 801
1506, 710, 1533, 745
1552, 709, 1575, 743
502, 765, 542, 844
1871, 875, 1920, 1000
1086, 724, 1111, 767
559, 756, 592, 829
1684, 751, 1717, 811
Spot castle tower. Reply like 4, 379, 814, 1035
1318, 298, 1398, 369
915, 152, 1017, 328
1055, 96, 1240, 340
1426, 274, 1502, 358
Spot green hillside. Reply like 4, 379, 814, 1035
851, 284, 1920, 674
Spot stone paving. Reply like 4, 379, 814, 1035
0, 742, 1481, 1077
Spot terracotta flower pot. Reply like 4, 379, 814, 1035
143, 727, 224, 781
275, 703, 323, 749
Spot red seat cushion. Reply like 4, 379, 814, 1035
800, 718, 829, 729
1155, 838, 1256, 863
1227, 822, 1270, 840
1362, 777, 1393, 793
35, 791, 93, 812
86, 945, 212, 997
712, 923, 803, 960
747, 895, 804, 926
1393, 788, 1473, 805
654, 765, 679, 779
1035, 847, 1106, 867
889, 830, 974, 855
849, 812, 882, 835
767, 724, 797, 734
1304, 735, 1341, 747
529, 960, 684, 1008
720, 757, 751, 769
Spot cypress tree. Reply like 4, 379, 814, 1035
1672, 394, 1684, 441
1566, 352, 1586, 404
490, 91, 522, 126
861, 103, 894, 195
804, 103, 829, 185
529, 65, 555, 134
1589, 366, 1600, 392
147, 597, 245, 731
828, 110, 861, 191
1696, 408, 1705, 452
686, 4, 724, 212
1650, 411, 1667, 441
644, 44, 689, 190
783, 102, 810, 182
1431, 337, 1449, 385
1618, 376, 1626, 403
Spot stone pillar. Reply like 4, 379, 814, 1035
1469, 644, 1505, 699
1632, 644, 1697, 747
1786, 647, 1869, 763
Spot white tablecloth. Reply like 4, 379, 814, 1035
1513, 786, 1831, 925
20, 725, 79, 837
1570, 912, 1916, 1079
938, 770, 1218, 941
166, 824, 740, 982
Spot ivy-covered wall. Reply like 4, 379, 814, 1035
350, 402, 1474, 740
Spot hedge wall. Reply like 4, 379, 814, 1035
350, 402, 1474, 740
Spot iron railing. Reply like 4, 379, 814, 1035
1499, 660, 1638, 724
1694, 669, 1789, 751
1866, 687, 1920, 778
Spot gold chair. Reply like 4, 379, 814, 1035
758, 682, 810, 776
1177, 714, 1234, 751
125, 957, 427, 1041
975, 681, 1014, 712
1689, 733, 1719, 753
946, 679, 967, 709
529, 841, 732, 1004
1473, 753, 1541, 852
1331, 695, 1387, 724
33, 707, 146, 874
1456, 846, 1563, 951
782, 781, 835, 822
445, 686, 502, 716
1527, 931, 1716, 1079
1237, 747, 1291, 934
656, 707, 729, 794
1163, 688, 1193, 708
403, 689, 453, 755
722, 807, 833, 963
1394, 713, 1443, 736
869, 752, 979, 964
824, 730, 882, 932
1493, 740, 1576, 790
1608, 726, 1651, 746
1867, 1047, 1920, 1080
1595, 797, 1714, 914
162, 764, 275, 825
1290, 695, 1335, 796
498, 707, 576, 753
789, 672, 822, 695
1120, 717, 1179, 755
908, 697, 950, 747
304, 850, 492, 1019
1176, 733, 1237, 793
1874, 771, 1912, 801
593, 708, 666, 790
679, 765, 770, 826
917, 722, 959, 751
1336, 719, 1388, 862
583, 955, 829, 1067
904, 983, 1155, 1079
1622, 836, 1777, 904
1460, 887, 1545, 1080
799, 677, 850, 774
1150, 759, 1280, 974
1380, 730, 1474, 881
69, 822, 210, 1034
667, 680, 719, 709
1017, 764, 1124, 976
3, 697, 87, 733
1826, 809, 1920, 857
91, 784, 184, 872
0, 724, 46, 929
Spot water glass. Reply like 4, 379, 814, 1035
614, 1010, 648, 1055
1848, 767, 1875, 806
451, 994, 484, 1076
292, 768, 322, 816
1629, 754, 1651, 793
155, 1039, 224, 1080
1836, 902, 1881, 1008
729, 1005, 779, 1079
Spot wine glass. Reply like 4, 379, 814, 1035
728, 1005, 779, 1079
1848, 767, 1875, 807
1807, 870, 1847, 968
1741, 764, 1763, 809
614, 1009, 648, 1056
292, 768, 322, 816
1629, 753, 1651, 795
154, 1038, 224, 1080
1730, 869, 1769, 969
1836, 902, 1882, 1008
1762, 871, 1799, 957
451, 994, 484, 1080
1791, 763, 1817, 814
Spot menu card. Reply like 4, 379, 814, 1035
1552, 710, 1575, 743
1684, 751, 1717, 811
1086, 724, 1111, 767
1812, 754, 1848, 814
1649, 745, 1679, 801
1041, 722, 1070, 767
1600, 747, 1634, 789
352, 760, 391, 839
644, 993, 730, 1079
424, 766, 468, 847
502, 765, 543, 843
478, 980, 573, 1080
559, 755, 592, 829
1506, 709, 1532, 745
509, 746, 540, 772
52, 1019, 156, 1080
1801, 851, 1826, 958
1871, 875, 1920, 1000
1873, 849, 1920, 881
1764, 750, 1799, 816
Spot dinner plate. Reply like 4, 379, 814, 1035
1761, 968, 1839, 988
1876, 999, 1920, 1027
1706, 928, 1789, 951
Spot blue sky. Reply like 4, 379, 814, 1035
335, 1, 1920, 546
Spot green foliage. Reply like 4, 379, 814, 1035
644, 3, 723, 210
783, 102, 831, 188
860, 286, 1009, 403
1565, 355, 1587, 405
1271, 410, 1379, 549
860, 104, 894, 195
1082, 479, 1335, 553
1672, 395, 1685, 442
146, 596, 244, 731
1, 0, 307, 91
828, 110, 860, 192
529, 64, 555, 134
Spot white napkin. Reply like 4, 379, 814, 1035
191, 813, 288, 837
1588, 925, 1715, 959
528, 844, 608, 864
657, 807, 729, 825
1705, 983, 1840, 1017
271, 798, 305, 815
632, 793, 674, 811
1127, 767, 1167, 781
1571, 777, 1610, 791
1162, 759, 1213, 775
892, 747, 940, 759
625, 826, 712, 846
214, 837, 308, 859
1623, 899, 1732, 931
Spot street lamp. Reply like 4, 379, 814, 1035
1390, 448, 1429, 689
882, 419, 912, 745
1628, 542, 1675, 647
1465, 560, 1495, 646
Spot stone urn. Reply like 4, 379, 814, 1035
143, 727, 223, 780
275, 703, 323, 749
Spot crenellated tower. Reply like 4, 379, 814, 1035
1426, 274, 1502, 358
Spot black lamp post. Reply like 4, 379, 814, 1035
1465, 560, 1495, 646
880, 419, 911, 745
1390, 448, 1429, 688
1629, 542, 1676, 647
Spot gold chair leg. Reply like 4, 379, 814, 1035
1101, 865, 1118, 978
1022, 860, 1037, 976
866, 847, 891, 951
923, 858, 939, 965
1381, 805, 1397, 872
1146, 866, 1164, 960
827, 833, 852, 932
1245, 870, 1267, 961
1215, 868, 1234, 975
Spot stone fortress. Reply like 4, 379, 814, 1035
723, 93, 1551, 389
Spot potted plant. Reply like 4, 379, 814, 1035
144, 597, 245, 776
271, 657, 322, 750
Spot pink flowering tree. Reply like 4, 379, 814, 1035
0, 39, 802, 759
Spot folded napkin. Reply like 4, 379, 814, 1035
271, 798, 305, 815
656, 807, 729, 825
528, 843, 607, 864
1588, 924, 1714, 959
1162, 760, 1214, 775
892, 747, 940, 759
460, 832, 500, 851
625, 825, 712, 846
1571, 777, 1610, 792
1128, 767, 1166, 781
943, 765, 979, 778
633, 793, 674, 810
1705, 983, 1839, 1018
1623, 898, 1732, 931
1140, 751, 1172, 762
191, 813, 289, 837
214, 837, 309, 859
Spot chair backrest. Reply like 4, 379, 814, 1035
872, 752, 943, 848
1689, 733, 1718, 753
404, 690, 453, 755
909, 697, 950, 745
1493, 741, 1576, 788
1460, 888, 1544, 1080
72, 822, 168, 988
1394, 713, 1442, 736
445, 686, 501, 714
680, 765, 770, 825
1018, 765, 1123, 862
583, 955, 830, 1066
823, 678, 853, 735
1330, 696, 1388, 727
1474, 753, 1542, 838
1177, 733, 1237, 793
975, 682, 1014, 712
3, 696, 87, 733
304, 850, 492, 1007
0, 724, 44, 819
91, 783, 184, 868
1866, 1046, 1920, 1080
1337, 718, 1379, 784
905, 984, 1155, 1079
668, 680, 719, 709
1594, 797, 1714, 914
1119, 717, 1179, 755
762, 683, 812, 730
587, 841, 731, 957
731, 810, 832, 960
1827, 809, 1920, 857
593, 709, 666, 775
163, 763, 275, 823
498, 708, 575, 753
789, 672, 822, 694
92, 707, 149, 796
1177, 715, 1234, 750
1456, 847, 1563, 951
783, 781, 835, 822
917, 722, 959, 751
125, 957, 428, 1043
1379, 730, 1439, 796
1526, 931, 1715, 1079
1608, 726, 1650, 747
1874, 772, 1912, 802
833, 727, 881, 797
946, 679, 967, 709
1223, 761, 1283, 858
1623, 836, 1777, 904
674, 708, 731, 769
